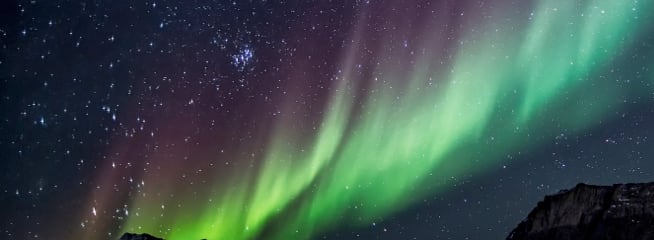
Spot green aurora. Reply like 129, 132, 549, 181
115, 1, 654, 239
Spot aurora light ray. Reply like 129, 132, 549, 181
74, 1, 654, 239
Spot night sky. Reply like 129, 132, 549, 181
2, 0, 654, 239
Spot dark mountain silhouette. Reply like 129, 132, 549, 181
507, 182, 654, 240
119, 233, 164, 240
118, 232, 207, 240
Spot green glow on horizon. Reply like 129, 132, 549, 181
119, 1, 653, 239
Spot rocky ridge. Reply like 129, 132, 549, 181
507, 182, 654, 240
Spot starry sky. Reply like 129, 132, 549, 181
2, 0, 654, 239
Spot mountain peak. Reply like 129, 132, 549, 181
507, 182, 654, 240
119, 233, 164, 240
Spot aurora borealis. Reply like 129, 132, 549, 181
2, 0, 654, 239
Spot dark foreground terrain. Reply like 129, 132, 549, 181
507, 182, 654, 240
119, 233, 163, 240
